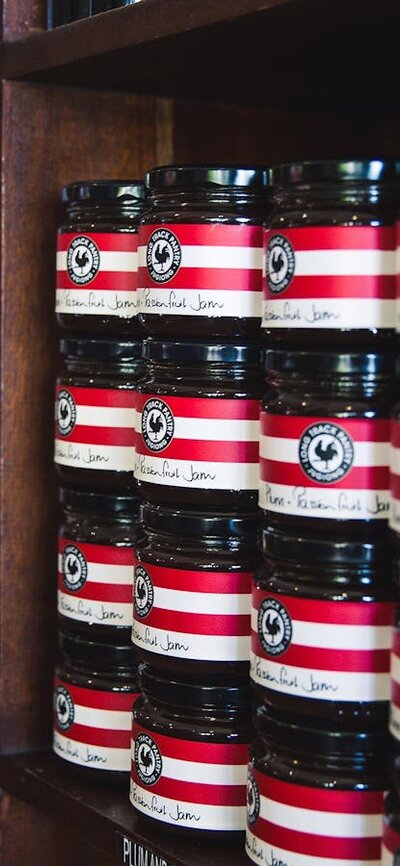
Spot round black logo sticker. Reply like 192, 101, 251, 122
134, 565, 154, 619
54, 685, 74, 732
146, 229, 182, 283
299, 422, 354, 484
134, 732, 162, 786
258, 597, 292, 657
62, 544, 87, 592
67, 236, 100, 285
266, 234, 295, 293
246, 772, 260, 826
56, 389, 77, 437
141, 398, 174, 452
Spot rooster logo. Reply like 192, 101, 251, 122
62, 544, 87, 591
134, 732, 162, 785
266, 234, 295, 293
66, 236, 100, 285
146, 229, 182, 283
299, 423, 354, 484
134, 565, 154, 618
54, 685, 74, 731
258, 598, 292, 656
141, 398, 174, 452
56, 389, 76, 436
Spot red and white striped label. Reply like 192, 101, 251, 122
56, 232, 139, 318
246, 767, 384, 866
389, 628, 400, 741
251, 590, 393, 702
138, 223, 263, 319
53, 678, 138, 772
135, 394, 259, 491
389, 420, 400, 530
54, 385, 136, 472
58, 537, 134, 628
132, 559, 252, 661
259, 414, 390, 520
263, 226, 396, 330
395, 219, 400, 332
130, 722, 248, 830
382, 820, 400, 864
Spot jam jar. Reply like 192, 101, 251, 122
58, 486, 142, 643
390, 388, 400, 532
130, 663, 250, 837
251, 525, 395, 727
247, 704, 388, 866
383, 788, 400, 865
260, 349, 395, 535
134, 338, 262, 509
132, 501, 259, 677
53, 630, 139, 783
138, 164, 270, 338
56, 179, 146, 334
389, 603, 400, 746
262, 158, 399, 346
55, 337, 143, 493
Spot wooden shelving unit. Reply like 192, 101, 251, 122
1, 0, 399, 862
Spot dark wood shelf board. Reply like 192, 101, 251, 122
0, 752, 249, 865
2, 0, 400, 112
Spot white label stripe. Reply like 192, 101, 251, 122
135, 454, 258, 489
58, 555, 133, 585
55, 441, 135, 472
74, 703, 132, 730
390, 654, 400, 684
130, 780, 246, 831
382, 843, 393, 866
54, 731, 130, 772
262, 297, 395, 329
155, 587, 251, 615
58, 591, 133, 627
56, 289, 138, 316
129, 750, 246, 786
132, 621, 250, 662
390, 445, 400, 474
291, 248, 395, 275
250, 608, 391, 650
246, 831, 382, 866
260, 435, 389, 466
259, 481, 390, 519
137, 413, 259, 442
138, 288, 261, 318
138, 245, 263, 270
250, 653, 389, 701
259, 793, 382, 837
73, 405, 136, 427
57, 250, 138, 272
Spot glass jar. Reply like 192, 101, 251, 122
132, 500, 259, 677
53, 630, 139, 783
138, 165, 270, 338
390, 388, 400, 532
130, 664, 250, 837
251, 525, 395, 726
135, 338, 262, 509
260, 349, 395, 535
247, 704, 388, 866
58, 486, 142, 643
389, 604, 400, 745
263, 159, 399, 346
56, 180, 146, 334
54, 337, 143, 493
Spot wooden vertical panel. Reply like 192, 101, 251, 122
0, 80, 173, 753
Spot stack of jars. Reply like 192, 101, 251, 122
52, 180, 147, 782
249, 160, 399, 865
129, 165, 270, 835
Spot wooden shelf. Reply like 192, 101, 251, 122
2, 0, 400, 111
0, 751, 249, 865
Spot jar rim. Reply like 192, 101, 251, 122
265, 349, 395, 376
140, 501, 259, 539
145, 164, 270, 190
60, 486, 141, 515
261, 526, 394, 566
59, 630, 138, 668
256, 705, 388, 755
60, 337, 143, 362
271, 158, 400, 186
62, 180, 146, 203
143, 337, 263, 365
138, 663, 250, 709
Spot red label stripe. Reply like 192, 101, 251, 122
253, 817, 381, 859
60, 722, 130, 749
133, 728, 249, 765
391, 630, 400, 656
136, 394, 260, 420
261, 413, 390, 441
252, 768, 383, 812
139, 223, 262, 248
266, 226, 395, 251
57, 232, 139, 252
391, 421, 400, 448
251, 634, 389, 672
59, 539, 134, 566
252, 591, 394, 626
136, 437, 258, 463
138, 267, 262, 292
142, 608, 250, 636
383, 821, 400, 853
390, 473, 400, 500
134, 561, 252, 594
55, 680, 136, 711
264, 274, 395, 300
259, 457, 388, 490
56, 385, 136, 409
58, 579, 132, 603
55, 424, 135, 447
56, 271, 138, 291
131, 768, 246, 806
391, 680, 400, 707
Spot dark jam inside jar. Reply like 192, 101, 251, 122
131, 663, 250, 840
252, 526, 395, 727
56, 180, 147, 335
133, 501, 259, 677
263, 159, 399, 348
53, 630, 139, 785
55, 337, 144, 493
135, 338, 263, 510
138, 165, 270, 338
260, 349, 395, 537
58, 487, 142, 643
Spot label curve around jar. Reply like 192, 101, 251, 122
382, 821, 400, 865
389, 629, 400, 741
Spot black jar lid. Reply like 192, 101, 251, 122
261, 526, 393, 566
60, 337, 143, 362
271, 159, 400, 186
138, 663, 250, 709
140, 501, 259, 539
59, 629, 138, 669
146, 164, 270, 190
143, 337, 262, 365
60, 486, 141, 516
265, 349, 395, 376
62, 179, 146, 203
256, 704, 388, 756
